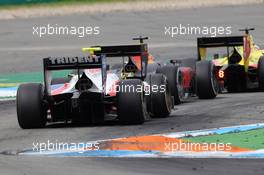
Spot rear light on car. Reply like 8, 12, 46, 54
218, 70, 225, 78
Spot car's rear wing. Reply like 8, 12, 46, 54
91, 44, 148, 57
197, 36, 244, 60
43, 56, 102, 70
43, 55, 106, 96
197, 36, 244, 48
43, 37, 149, 96
84, 44, 149, 79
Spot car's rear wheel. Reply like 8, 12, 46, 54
258, 56, 264, 91
17, 83, 47, 129
156, 65, 183, 105
117, 79, 148, 124
146, 74, 172, 118
196, 60, 218, 99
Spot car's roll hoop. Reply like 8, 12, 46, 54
239, 27, 255, 35
133, 36, 149, 44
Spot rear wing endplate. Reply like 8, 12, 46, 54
84, 44, 149, 79
43, 56, 102, 70
197, 36, 244, 48
197, 36, 244, 60
43, 56, 105, 96
90, 44, 148, 57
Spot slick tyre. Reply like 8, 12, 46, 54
17, 83, 47, 129
117, 79, 148, 124
196, 60, 218, 99
258, 56, 264, 91
156, 65, 183, 105
146, 74, 172, 118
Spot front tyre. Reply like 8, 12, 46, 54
17, 83, 47, 129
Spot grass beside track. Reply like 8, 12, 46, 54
184, 128, 264, 150
0, 71, 69, 84
0, 0, 130, 9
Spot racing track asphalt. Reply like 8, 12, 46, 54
0, 4, 264, 175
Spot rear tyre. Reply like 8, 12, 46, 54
17, 83, 47, 129
196, 60, 218, 99
146, 74, 172, 118
117, 79, 148, 124
258, 56, 264, 91
156, 65, 183, 105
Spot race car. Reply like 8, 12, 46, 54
16, 37, 174, 129
164, 59, 219, 103
164, 54, 219, 103
197, 28, 264, 92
